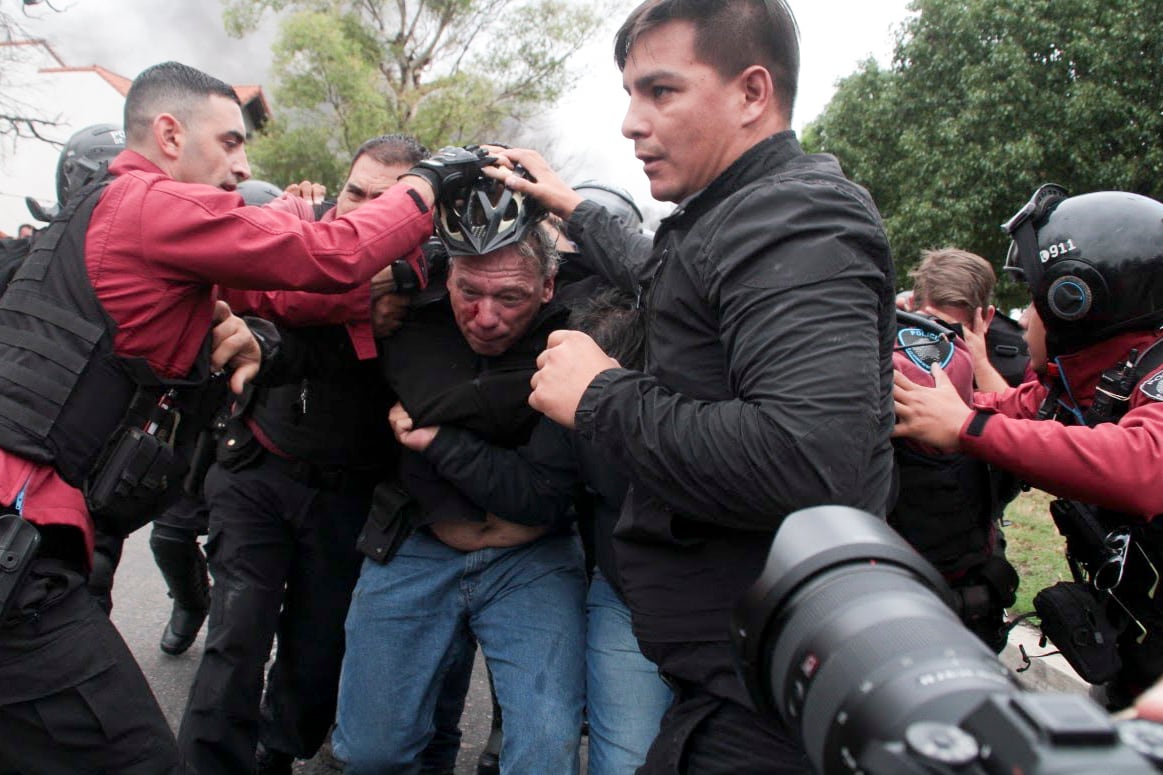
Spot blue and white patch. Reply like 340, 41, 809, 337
1140, 370, 1163, 402
897, 327, 954, 372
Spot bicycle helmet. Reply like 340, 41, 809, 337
435, 167, 545, 256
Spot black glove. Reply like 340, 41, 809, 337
407, 146, 496, 200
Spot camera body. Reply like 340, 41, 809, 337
732, 505, 1163, 774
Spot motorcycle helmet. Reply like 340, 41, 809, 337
1002, 184, 1163, 356
572, 180, 644, 232
56, 124, 125, 205
435, 166, 545, 256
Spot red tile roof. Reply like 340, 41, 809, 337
38, 64, 133, 96
6, 38, 272, 123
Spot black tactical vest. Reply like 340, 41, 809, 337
0, 179, 212, 521
888, 312, 998, 576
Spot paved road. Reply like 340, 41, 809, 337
109, 528, 498, 774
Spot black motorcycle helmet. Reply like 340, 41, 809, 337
1002, 184, 1163, 357
56, 124, 126, 206
572, 180, 644, 232
435, 166, 545, 256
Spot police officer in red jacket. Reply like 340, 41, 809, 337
894, 185, 1163, 706
0, 60, 487, 775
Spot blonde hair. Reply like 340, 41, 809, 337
909, 248, 996, 312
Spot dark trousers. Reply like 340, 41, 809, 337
0, 559, 187, 775
177, 457, 373, 774
638, 686, 810, 775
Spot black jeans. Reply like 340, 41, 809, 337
638, 685, 810, 775
177, 455, 374, 774
0, 558, 188, 775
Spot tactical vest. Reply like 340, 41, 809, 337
1036, 339, 1163, 695
889, 311, 999, 576
0, 179, 212, 533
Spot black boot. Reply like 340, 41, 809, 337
255, 742, 295, 775
476, 671, 502, 775
150, 530, 210, 655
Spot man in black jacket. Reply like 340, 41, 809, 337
494, 0, 896, 771
331, 201, 587, 775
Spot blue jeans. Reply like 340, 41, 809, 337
585, 572, 674, 775
333, 530, 587, 775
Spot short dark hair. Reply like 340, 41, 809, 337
568, 286, 646, 369
614, 0, 799, 120
351, 134, 429, 172
124, 61, 240, 145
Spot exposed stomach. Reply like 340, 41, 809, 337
430, 514, 549, 551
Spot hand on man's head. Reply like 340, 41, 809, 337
487, 148, 584, 221
403, 146, 497, 205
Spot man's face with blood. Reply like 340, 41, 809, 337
446, 244, 554, 356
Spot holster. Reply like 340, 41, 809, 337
1049, 498, 1109, 578
1035, 581, 1122, 684
356, 482, 417, 564
84, 426, 180, 537
0, 514, 41, 623
214, 419, 265, 474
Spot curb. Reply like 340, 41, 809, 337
1000, 621, 1091, 694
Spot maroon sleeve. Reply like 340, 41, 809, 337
140, 180, 432, 293
960, 385, 1163, 519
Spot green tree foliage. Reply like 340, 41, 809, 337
802, 0, 1163, 305
223, 0, 606, 191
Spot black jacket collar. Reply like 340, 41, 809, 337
662, 130, 802, 231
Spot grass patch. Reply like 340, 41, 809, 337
1002, 488, 1073, 615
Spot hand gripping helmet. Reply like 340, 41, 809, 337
572, 180, 644, 232
56, 124, 126, 206
236, 179, 283, 206
435, 167, 545, 256
1002, 184, 1163, 356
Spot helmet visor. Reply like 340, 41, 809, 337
1000, 183, 1069, 289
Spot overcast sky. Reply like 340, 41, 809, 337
11, 0, 913, 216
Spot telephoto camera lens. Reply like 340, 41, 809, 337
732, 506, 1159, 775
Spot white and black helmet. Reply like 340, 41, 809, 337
435, 167, 545, 256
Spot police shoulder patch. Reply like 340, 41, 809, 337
1139, 370, 1163, 402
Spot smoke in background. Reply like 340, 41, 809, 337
16, 0, 276, 85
